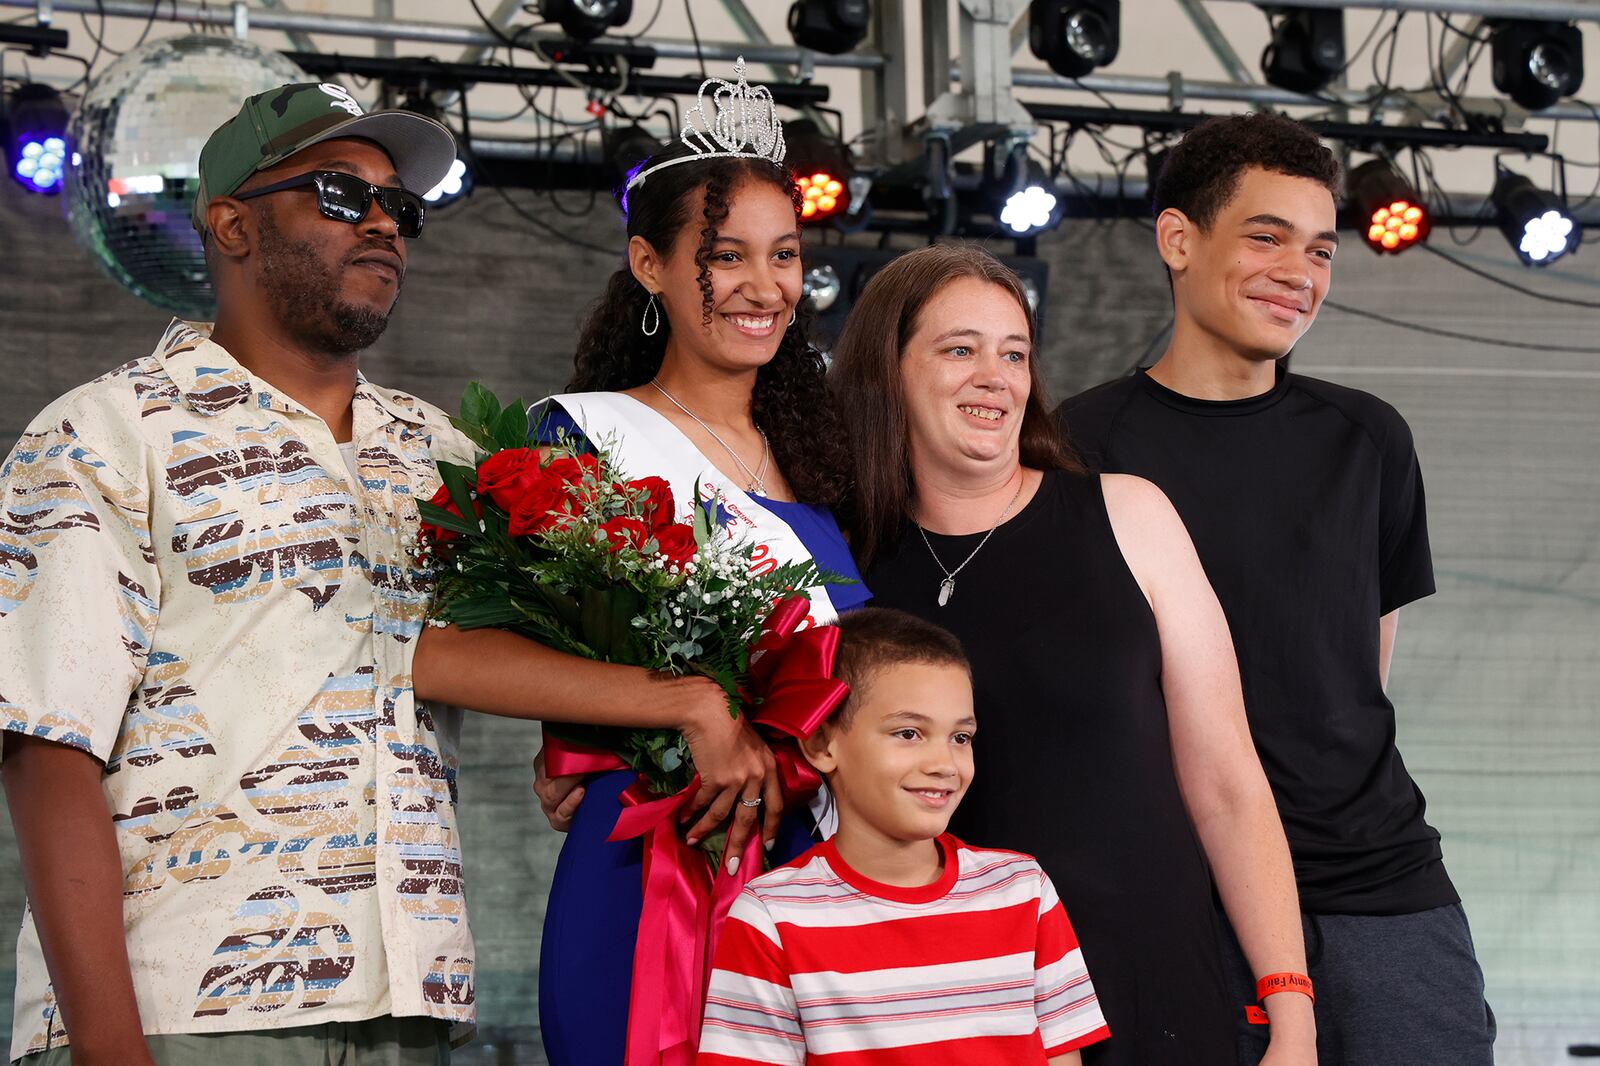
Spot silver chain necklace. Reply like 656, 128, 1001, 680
917, 477, 1025, 607
649, 379, 771, 495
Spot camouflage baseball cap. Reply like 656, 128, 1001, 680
193, 81, 456, 234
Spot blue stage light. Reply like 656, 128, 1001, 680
5, 84, 70, 195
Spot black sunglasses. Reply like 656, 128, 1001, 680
234, 170, 425, 238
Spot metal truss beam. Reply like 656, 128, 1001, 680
1004, 68, 1600, 122
925, 0, 1034, 135
1175, 0, 1254, 83
1208, 0, 1600, 23
1020, 100, 1551, 152
285, 51, 830, 107
0, 0, 885, 68
255, 0, 316, 52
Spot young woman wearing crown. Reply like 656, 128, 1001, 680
525, 62, 869, 1064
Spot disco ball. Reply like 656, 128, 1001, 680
66, 35, 304, 318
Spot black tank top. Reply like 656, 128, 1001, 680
864, 470, 1234, 1066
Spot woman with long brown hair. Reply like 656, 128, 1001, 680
829, 244, 1315, 1066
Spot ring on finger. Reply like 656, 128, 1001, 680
738, 796, 763, 808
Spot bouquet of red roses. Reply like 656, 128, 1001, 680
415, 384, 843, 799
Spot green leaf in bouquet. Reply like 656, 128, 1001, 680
438, 461, 481, 539
579, 584, 644, 660
490, 400, 531, 452
659, 746, 682, 773
691, 478, 717, 547
523, 582, 583, 630
459, 381, 500, 433
447, 416, 500, 456
417, 499, 478, 536
442, 591, 523, 629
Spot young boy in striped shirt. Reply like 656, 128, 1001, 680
699, 608, 1110, 1065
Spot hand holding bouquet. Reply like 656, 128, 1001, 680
415, 384, 845, 805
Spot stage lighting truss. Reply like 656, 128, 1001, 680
1348, 159, 1428, 255
4, 83, 69, 194
993, 142, 1061, 237
785, 119, 854, 224
788, 0, 871, 56
1029, 1, 1121, 80
538, 0, 634, 42
1491, 19, 1585, 112
1260, 7, 1346, 95
1493, 170, 1580, 267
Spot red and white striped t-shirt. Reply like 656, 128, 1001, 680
699, 834, 1110, 1065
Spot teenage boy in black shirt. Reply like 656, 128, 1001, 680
1059, 114, 1494, 1065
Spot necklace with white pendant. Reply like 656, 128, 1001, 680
917, 476, 1025, 607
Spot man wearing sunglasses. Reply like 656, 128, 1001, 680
0, 83, 476, 1065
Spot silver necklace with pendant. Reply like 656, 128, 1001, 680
917, 477, 1025, 607
649, 379, 770, 495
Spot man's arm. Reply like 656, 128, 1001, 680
1379, 610, 1399, 692
1, 734, 156, 1066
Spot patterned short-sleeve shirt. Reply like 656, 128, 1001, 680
0, 320, 478, 1058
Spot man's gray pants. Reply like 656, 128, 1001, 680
1219, 902, 1496, 1066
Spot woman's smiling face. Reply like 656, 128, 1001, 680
898, 276, 1034, 474
644, 178, 802, 374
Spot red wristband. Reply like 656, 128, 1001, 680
1255, 971, 1315, 1003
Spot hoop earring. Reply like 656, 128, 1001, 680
788, 308, 796, 326
641, 293, 662, 337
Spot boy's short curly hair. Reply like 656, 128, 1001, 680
829, 608, 970, 729
1153, 112, 1342, 229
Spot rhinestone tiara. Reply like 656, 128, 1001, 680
624, 57, 787, 193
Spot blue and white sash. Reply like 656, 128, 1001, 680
540, 391, 841, 625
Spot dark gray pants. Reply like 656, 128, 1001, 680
1218, 903, 1496, 1066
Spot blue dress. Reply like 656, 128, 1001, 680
532, 407, 868, 1065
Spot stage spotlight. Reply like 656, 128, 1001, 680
1491, 20, 1584, 111
788, 0, 871, 56
1348, 159, 1428, 255
5, 83, 69, 194
797, 172, 848, 221
784, 119, 853, 223
606, 122, 666, 187
1029, 1, 1121, 80
1261, 8, 1346, 94
1493, 171, 1579, 266
538, 0, 634, 42
423, 156, 472, 206
994, 143, 1060, 237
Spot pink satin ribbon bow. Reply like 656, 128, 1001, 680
543, 597, 849, 1066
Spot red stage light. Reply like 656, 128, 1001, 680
1348, 160, 1429, 255
798, 171, 847, 221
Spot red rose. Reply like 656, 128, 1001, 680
476, 448, 545, 512
544, 453, 600, 488
652, 523, 699, 566
420, 483, 481, 545
625, 476, 676, 530
595, 515, 650, 553
507, 475, 571, 537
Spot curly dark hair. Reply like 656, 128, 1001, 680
569, 140, 849, 507
1153, 112, 1342, 229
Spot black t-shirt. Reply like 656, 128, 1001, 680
1059, 366, 1458, 916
